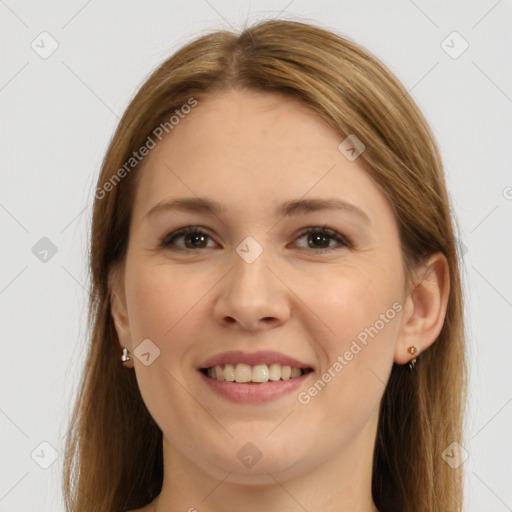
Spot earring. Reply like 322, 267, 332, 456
121, 348, 131, 362
407, 345, 417, 370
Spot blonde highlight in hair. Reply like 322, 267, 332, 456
63, 19, 467, 512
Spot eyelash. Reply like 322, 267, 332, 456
160, 224, 351, 254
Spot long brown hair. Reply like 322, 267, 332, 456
62, 19, 467, 511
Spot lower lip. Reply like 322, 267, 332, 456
199, 370, 313, 403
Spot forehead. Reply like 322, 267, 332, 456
141, 88, 344, 170
130, 89, 394, 228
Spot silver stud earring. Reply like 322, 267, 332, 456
121, 348, 131, 362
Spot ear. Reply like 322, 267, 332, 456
394, 252, 450, 365
108, 262, 134, 369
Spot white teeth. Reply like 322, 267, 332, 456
268, 363, 281, 381
252, 364, 269, 383
223, 363, 235, 381
205, 363, 309, 383
235, 363, 252, 383
214, 365, 224, 380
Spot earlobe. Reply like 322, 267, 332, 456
108, 264, 134, 368
394, 252, 450, 365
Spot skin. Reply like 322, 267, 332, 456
110, 89, 450, 512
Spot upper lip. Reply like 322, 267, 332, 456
199, 350, 313, 370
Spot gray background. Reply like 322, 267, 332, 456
1, 1, 511, 510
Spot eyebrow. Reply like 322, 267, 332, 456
143, 196, 371, 225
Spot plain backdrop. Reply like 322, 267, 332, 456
1, 1, 511, 511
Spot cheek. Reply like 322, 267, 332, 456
303, 263, 403, 411
124, 259, 209, 343
286, 267, 403, 462
123, 261, 209, 428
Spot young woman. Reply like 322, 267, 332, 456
63, 19, 467, 512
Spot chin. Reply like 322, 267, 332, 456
199, 445, 308, 484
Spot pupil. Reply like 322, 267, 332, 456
310, 233, 328, 248
187, 234, 205, 247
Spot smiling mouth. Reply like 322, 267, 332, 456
200, 363, 314, 384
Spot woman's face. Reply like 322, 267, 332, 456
112, 89, 411, 484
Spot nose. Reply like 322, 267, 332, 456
213, 245, 291, 333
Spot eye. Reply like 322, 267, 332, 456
160, 224, 351, 253
161, 226, 216, 250
293, 225, 351, 253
